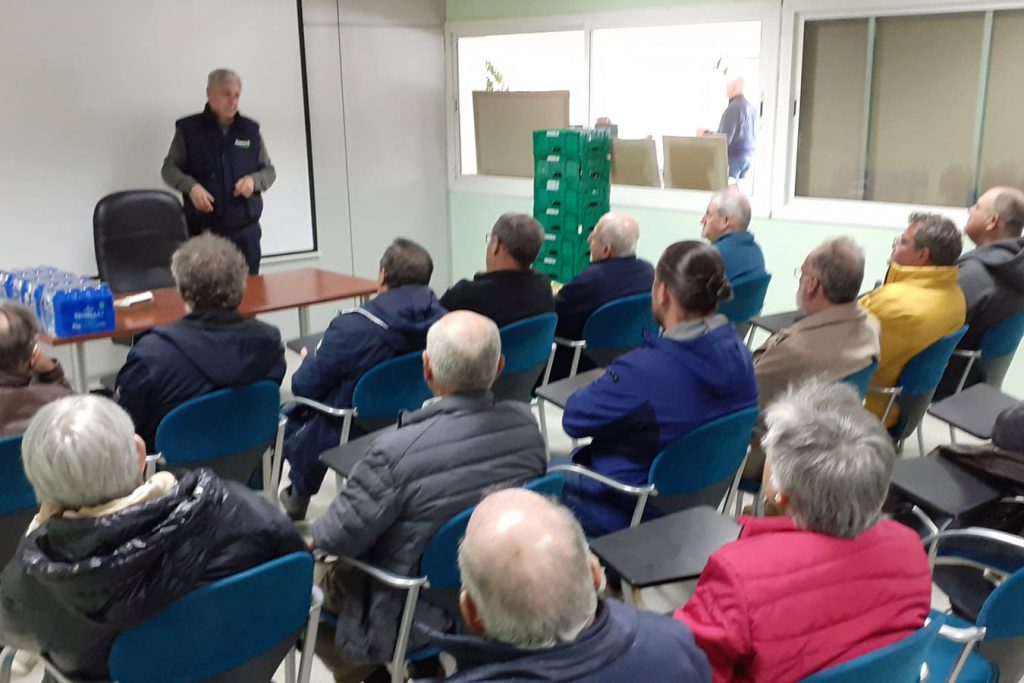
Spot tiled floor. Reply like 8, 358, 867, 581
7, 353, 994, 682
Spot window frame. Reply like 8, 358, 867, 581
444, 2, 782, 217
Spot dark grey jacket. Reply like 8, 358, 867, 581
959, 237, 1024, 350
311, 391, 547, 664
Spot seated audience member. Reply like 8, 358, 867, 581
859, 213, 965, 427
743, 238, 879, 478
677, 380, 932, 683
549, 212, 656, 380
562, 241, 758, 536
114, 233, 285, 450
701, 189, 765, 283
937, 186, 1024, 396
280, 238, 445, 519
311, 311, 547, 681
0, 302, 71, 436
440, 213, 554, 328
0, 396, 305, 681
422, 488, 711, 683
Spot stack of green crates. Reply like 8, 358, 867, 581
532, 128, 611, 284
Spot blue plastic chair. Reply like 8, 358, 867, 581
719, 272, 772, 340
952, 309, 1024, 392
555, 293, 656, 376
0, 552, 322, 683
155, 381, 283, 490
329, 473, 566, 683
0, 435, 36, 570
841, 359, 879, 399
492, 313, 558, 403
922, 528, 1024, 683
800, 619, 940, 682
869, 326, 968, 453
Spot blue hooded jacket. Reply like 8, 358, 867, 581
419, 598, 711, 683
283, 285, 446, 495
562, 320, 758, 535
712, 231, 766, 284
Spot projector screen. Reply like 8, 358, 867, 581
0, 0, 316, 273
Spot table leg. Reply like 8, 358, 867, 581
358, 294, 370, 306
297, 306, 310, 338
70, 343, 88, 393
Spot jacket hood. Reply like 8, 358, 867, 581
150, 310, 282, 386
21, 470, 223, 623
714, 231, 755, 247
362, 285, 446, 345
961, 238, 1024, 292
884, 263, 960, 288
646, 321, 753, 396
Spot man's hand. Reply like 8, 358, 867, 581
233, 175, 255, 199
300, 346, 309, 360
189, 184, 215, 212
29, 344, 57, 374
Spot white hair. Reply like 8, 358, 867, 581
762, 379, 895, 538
458, 491, 597, 649
595, 214, 639, 257
711, 189, 752, 231
426, 313, 501, 391
22, 396, 142, 509
207, 68, 241, 88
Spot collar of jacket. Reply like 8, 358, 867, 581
0, 368, 31, 388
662, 313, 729, 341
179, 309, 246, 326
714, 231, 755, 247
884, 263, 960, 288
737, 514, 802, 540
783, 302, 869, 333
201, 102, 239, 130
473, 268, 535, 282
398, 390, 497, 428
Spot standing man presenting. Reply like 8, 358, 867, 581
702, 75, 758, 182
161, 69, 276, 274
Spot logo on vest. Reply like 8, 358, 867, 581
234, 139, 252, 148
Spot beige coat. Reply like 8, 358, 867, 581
744, 302, 881, 478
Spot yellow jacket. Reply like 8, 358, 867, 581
859, 264, 965, 427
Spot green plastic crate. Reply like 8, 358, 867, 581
532, 128, 612, 160
535, 241, 583, 284
534, 155, 581, 181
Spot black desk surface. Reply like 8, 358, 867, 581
928, 384, 1018, 440
319, 426, 396, 476
890, 455, 1001, 519
749, 310, 802, 336
589, 506, 740, 588
535, 368, 605, 409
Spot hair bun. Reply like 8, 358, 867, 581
703, 273, 732, 302
716, 279, 733, 302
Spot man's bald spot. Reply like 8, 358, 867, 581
434, 309, 493, 341
987, 186, 1024, 237
594, 212, 640, 257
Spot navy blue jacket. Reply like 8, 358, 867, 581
421, 598, 711, 683
176, 105, 265, 232
284, 286, 446, 492
562, 320, 758, 535
555, 257, 655, 340
712, 231, 767, 284
717, 94, 758, 159
115, 310, 286, 452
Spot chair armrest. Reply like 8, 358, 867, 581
938, 622, 986, 644
866, 385, 902, 396
333, 555, 430, 591
284, 397, 356, 419
548, 464, 657, 498
999, 495, 1024, 507
951, 349, 981, 360
553, 336, 587, 349
909, 505, 940, 537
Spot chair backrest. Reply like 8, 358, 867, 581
109, 552, 313, 683
94, 190, 189, 294
841, 359, 879, 399
977, 564, 1024, 641
649, 406, 760, 506
155, 381, 280, 483
799, 619, 940, 682
351, 351, 432, 428
0, 435, 37, 570
581, 293, 656, 366
418, 474, 570, 590
492, 313, 558, 402
892, 326, 969, 440
978, 309, 1024, 388
718, 272, 772, 324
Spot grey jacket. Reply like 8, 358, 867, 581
958, 237, 1024, 350
311, 390, 547, 664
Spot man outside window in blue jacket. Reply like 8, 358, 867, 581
279, 238, 446, 520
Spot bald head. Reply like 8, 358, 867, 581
967, 186, 1024, 247
424, 311, 503, 395
0, 302, 38, 373
458, 489, 600, 649
589, 213, 639, 262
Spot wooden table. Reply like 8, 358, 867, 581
39, 268, 378, 392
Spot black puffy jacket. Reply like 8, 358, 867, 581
0, 470, 306, 680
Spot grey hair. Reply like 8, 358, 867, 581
712, 189, 752, 231
594, 214, 638, 257
990, 187, 1024, 237
908, 212, 963, 266
808, 237, 865, 304
208, 68, 241, 88
0, 302, 38, 373
171, 233, 248, 310
426, 314, 501, 391
491, 213, 544, 268
458, 494, 597, 649
22, 396, 142, 509
762, 379, 895, 538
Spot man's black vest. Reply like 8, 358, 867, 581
176, 104, 264, 232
